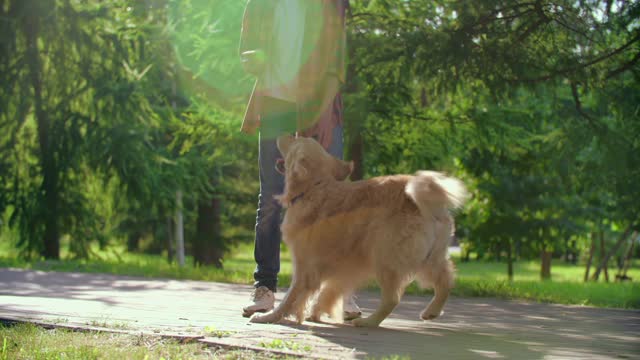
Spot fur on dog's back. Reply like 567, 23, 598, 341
280, 171, 466, 295
281, 175, 419, 230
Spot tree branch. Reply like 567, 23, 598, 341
513, 32, 640, 83
606, 50, 640, 79
570, 82, 593, 122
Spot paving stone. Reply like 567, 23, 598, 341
0, 268, 638, 359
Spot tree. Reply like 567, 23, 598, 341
165, 0, 256, 267
1, 0, 637, 274
167, 105, 257, 268
1, 0, 186, 259
343, 0, 639, 278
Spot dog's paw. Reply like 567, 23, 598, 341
306, 313, 323, 323
351, 316, 381, 328
249, 311, 281, 324
420, 309, 444, 321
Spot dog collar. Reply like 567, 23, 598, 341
288, 180, 324, 206
290, 192, 305, 205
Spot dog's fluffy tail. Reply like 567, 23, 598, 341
407, 171, 466, 293
405, 171, 468, 216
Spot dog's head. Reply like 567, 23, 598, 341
275, 135, 353, 205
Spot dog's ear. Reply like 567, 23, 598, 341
333, 159, 354, 181
276, 135, 295, 156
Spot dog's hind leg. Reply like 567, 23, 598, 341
309, 280, 346, 323
417, 258, 454, 320
352, 270, 406, 327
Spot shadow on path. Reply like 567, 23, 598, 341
1, 268, 639, 359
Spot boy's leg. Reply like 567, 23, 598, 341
325, 124, 344, 159
252, 133, 284, 292
243, 99, 296, 317
323, 123, 362, 320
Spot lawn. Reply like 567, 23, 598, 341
0, 322, 292, 360
1, 241, 638, 309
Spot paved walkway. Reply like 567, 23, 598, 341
0, 268, 638, 359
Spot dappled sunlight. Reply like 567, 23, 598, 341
2, 268, 639, 359
2, 242, 637, 308
167, 0, 252, 103
166, 0, 340, 137
468, 349, 506, 359
0, 2, 638, 358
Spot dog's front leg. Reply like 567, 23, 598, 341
250, 274, 317, 324
248, 297, 288, 324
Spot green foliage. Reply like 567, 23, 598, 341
168, 0, 252, 102
344, 0, 640, 278
0, 0, 176, 258
0, 0, 638, 282
0, 0, 257, 263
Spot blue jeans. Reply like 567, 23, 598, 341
254, 105, 343, 292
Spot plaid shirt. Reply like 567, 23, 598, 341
239, 0, 347, 148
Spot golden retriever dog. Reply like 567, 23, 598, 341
250, 135, 468, 327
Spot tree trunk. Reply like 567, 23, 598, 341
462, 247, 470, 262
584, 232, 596, 282
506, 239, 514, 281
540, 250, 552, 280
420, 87, 428, 108
569, 238, 578, 264
127, 231, 141, 252
600, 231, 609, 282
24, 6, 60, 259
349, 131, 364, 181
166, 216, 174, 263
175, 190, 185, 267
564, 237, 570, 263
592, 224, 633, 281
618, 231, 637, 281
193, 188, 224, 268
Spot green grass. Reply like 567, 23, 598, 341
259, 339, 312, 353
1, 241, 638, 309
0, 243, 263, 284
449, 256, 640, 308
415, 256, 639, 308
0, 323, 288, 360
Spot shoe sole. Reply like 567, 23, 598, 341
344, 312, 362, 321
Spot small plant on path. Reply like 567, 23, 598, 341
259, 338, 312, 352
203, 325, 234, 338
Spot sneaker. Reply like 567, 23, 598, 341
343, 294, 362, 320
242, 286, 275, 318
